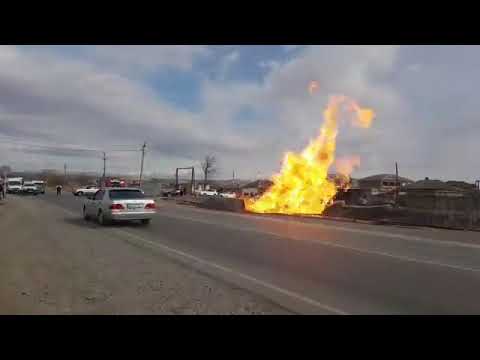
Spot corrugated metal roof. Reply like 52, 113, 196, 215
405, 180, 456, 190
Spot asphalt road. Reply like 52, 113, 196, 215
27, 191, 480, 314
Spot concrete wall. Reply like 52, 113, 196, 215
197, 197, 246, 213
402, 190, 480, 229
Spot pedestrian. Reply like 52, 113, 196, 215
56, 185, 63, 197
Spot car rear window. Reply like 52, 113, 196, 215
109, 190, 145, 200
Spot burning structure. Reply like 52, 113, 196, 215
245, 95, 375, 215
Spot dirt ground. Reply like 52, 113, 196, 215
0, 196, 290, 314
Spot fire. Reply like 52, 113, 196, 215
245, 96, 374, 215
308, 81, 319, 95
335, 155, 361, 178
350, 101, 374, 128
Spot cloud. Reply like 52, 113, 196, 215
35, 45, 211, 74
282, 45, 303, 52
0, 46, 266, 176
407, 63, 421, 72
217, 50, 240, 80
198, 46, 406, 178
258, 60, 281, 71
0, 45, 404, 178
2, 45, 480, 182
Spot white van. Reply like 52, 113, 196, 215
7, 177, 23, 194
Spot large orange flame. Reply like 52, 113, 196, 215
245, 95, 374, 215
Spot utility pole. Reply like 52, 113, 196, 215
102, 152, 107, 188
139, 142, 146, 187
64, 163, 67, 185
395, 162, 399, 206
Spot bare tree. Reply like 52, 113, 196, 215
201, 155, 217, 187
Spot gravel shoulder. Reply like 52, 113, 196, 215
0, 196, 290, 314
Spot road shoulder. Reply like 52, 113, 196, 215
0, 196, 291, 314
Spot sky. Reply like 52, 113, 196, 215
0, 45, 479, 182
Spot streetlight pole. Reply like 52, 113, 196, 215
139, 142, 146, 187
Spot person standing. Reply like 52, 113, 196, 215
0, 175, 5, 200
56, 185, 63, 197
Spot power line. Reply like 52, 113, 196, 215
0, 138, 141, 155
0, 139, 102, 155
1, 136, 147, 179
109, 149, 141, 152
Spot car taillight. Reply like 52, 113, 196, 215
110, 204, 125, 210
145, 203, 156, 210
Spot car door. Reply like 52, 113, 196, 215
85, 191, 96, 215
88, 190, 104, 216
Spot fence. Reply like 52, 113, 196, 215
393, 190, 480, 230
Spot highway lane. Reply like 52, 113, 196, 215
40, 191, 480, 314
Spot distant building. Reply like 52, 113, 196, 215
404, 179, 470, 197
336, 174, 413, 206
445, 181, 477, 191
358, 174, 414, 192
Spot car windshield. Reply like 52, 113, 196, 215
8, 181, 21, 186
109, 190, 145, 200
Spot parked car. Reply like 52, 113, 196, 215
220, 192, 237, 198
73, 185, 99, 196
161, 188, 182, 197
22, 181, 41, 195
32, 180, 46, 194
104, 178, 127, 188
83, 188, 156, 225
199, 189, 218, 196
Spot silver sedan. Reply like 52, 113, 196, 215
83, 188, 156, 225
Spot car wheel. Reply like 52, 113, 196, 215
141, 219, 151, 225
77, 191, 83, 196
83, 206, 90, 221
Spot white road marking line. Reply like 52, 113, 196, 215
168, 204, 480, 250
114, 228, 349, 315
59, 206, 347, 314
159, 213, 480, 273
